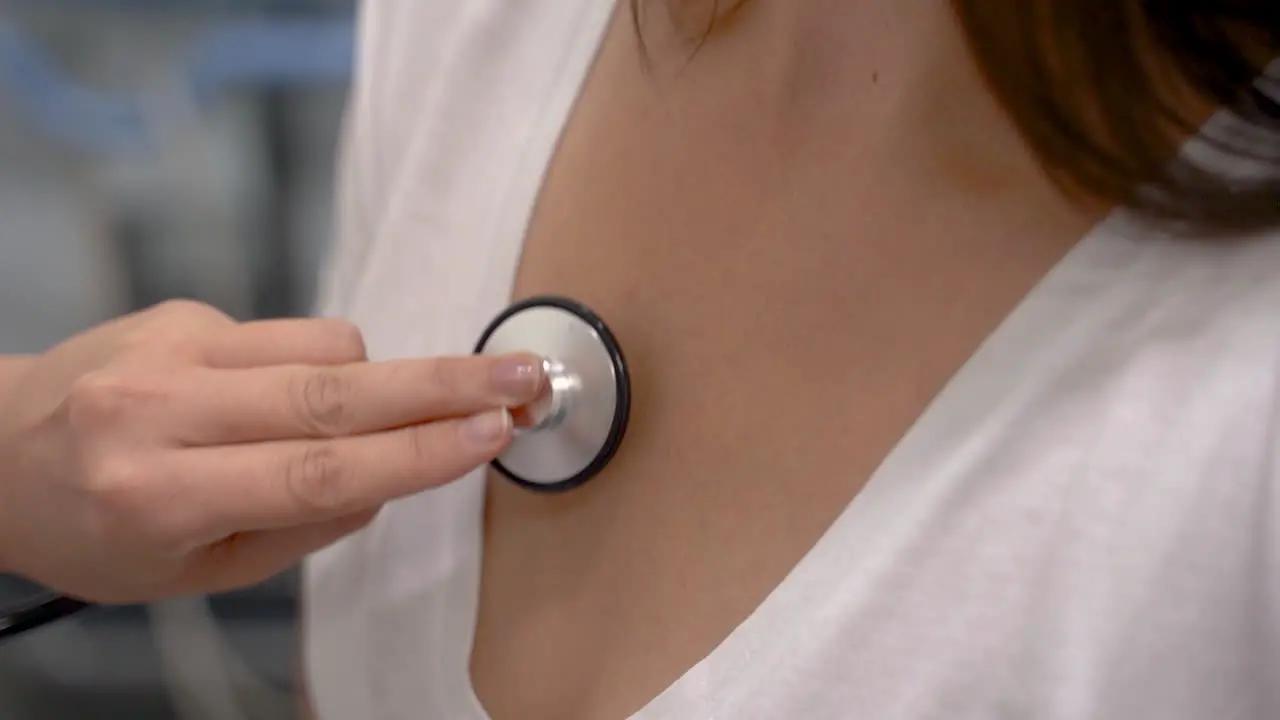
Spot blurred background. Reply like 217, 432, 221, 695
0, 1, 354, 717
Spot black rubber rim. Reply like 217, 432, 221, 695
473, 295, 631, 494
0, 594, 92, 643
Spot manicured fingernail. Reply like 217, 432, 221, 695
491, 354, 544, 402
464, 408, 511, 445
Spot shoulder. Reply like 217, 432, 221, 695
1120, 220, 1280, 473
1027, 214, 1280, 490
345, 0, 610, 166
1102, 212, 1280, 329
315, 0, 612, 318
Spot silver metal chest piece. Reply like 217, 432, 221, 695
473, 296, 631, 493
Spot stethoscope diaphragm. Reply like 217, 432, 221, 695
473, 296, 631, 493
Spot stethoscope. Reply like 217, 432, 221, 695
0, 296, 630, 643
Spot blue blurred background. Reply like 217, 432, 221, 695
0, 1, 355, 717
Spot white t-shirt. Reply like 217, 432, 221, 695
303, 2, 1280, 718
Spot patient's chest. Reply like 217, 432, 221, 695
467, 7, 1091, 720
301, 3, 1280, 720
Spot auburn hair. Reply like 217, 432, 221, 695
633, 1, 1280, 236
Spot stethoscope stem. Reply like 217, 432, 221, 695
513, 357, 582, 435
474, 296, 631, 493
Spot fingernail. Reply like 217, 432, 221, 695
464, 408, 511, 445
491, 354, 544, 402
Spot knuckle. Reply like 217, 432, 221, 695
149, 298, 224, 324
121, 331, 200, 363
284, 445, 353, 515
151, 333, 204, 362
65, 371, 155, 433
134, 301, 229, 356
318, 318, 367, 361
81, 452, 157, 536
86, 452, 146, 495
294, 369, 353, 436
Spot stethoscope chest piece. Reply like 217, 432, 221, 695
473, 296, 631, 493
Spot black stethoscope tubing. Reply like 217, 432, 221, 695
0, 593, 92, 642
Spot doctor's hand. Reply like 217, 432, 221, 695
0, 300, 543, 604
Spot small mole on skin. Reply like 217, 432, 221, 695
872, 71, 879, 84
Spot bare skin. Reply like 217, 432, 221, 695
469, 2, 1102, 719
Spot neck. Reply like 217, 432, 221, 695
644, 0, 1064, 208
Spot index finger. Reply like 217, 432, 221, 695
167, 353, 545, 446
